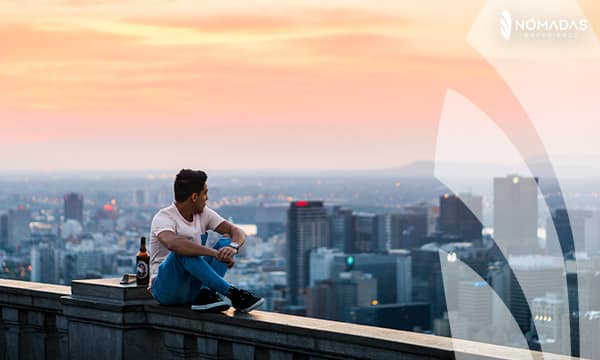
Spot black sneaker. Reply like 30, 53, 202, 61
227, 287, 265, 313
191, 288, 231, 312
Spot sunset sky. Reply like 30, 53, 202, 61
1, 1, 599, 172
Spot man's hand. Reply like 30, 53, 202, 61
216, 246, 237, 265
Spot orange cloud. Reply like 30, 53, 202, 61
124, 9, 409, 33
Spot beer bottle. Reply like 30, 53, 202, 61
136, 237, 150, 286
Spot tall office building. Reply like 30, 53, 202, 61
494, 175, 539, 254
454, 281, 492, 340
350, 212, 379, 253
389, 208, 429, 250
286, 201, 330, 305
508, 256, 565, 334
439, 193, 483, 242
546, 208, 591, 255
532, 293, 568, 355
335, 271, 378, 322
7, 207, 31, 249
306, 271, 377, 322
584, 211, 600, 256
31, 243, 58, 284
0, 211, 8, 248
332, 251, 412, 304
306, 279, 337, 320
64, 193, 84, 224
309, 247, 344, 287
134, 190, 146, 207
328, 207, 353, 252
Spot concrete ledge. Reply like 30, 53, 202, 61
0, 278, 581, 360
71, 278, 152, 302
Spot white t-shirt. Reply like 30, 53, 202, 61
149, 204, 225, 284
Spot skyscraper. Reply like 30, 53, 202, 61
389, 208, 429, 250
508, 256, 565, 334
455, 281, 492, 340
0, 212, 8, 249
134, 189, 146, 207
335, 271, 378, 322
350, 212, 379, 253
286, 201, 330, 305
306, 279, 337, 320
494, 175, 539, 254
31, 243, 58, 284
7, 207, 30, 249
439, 193, 483, 242
64, 193, 84, 224
546, 208, 591, 255
328, 206, 353, 252
532, 293, 568, 355
309, 247, 344, 287
332, 251, 412, 304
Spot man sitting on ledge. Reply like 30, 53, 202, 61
149, 169, 264, 312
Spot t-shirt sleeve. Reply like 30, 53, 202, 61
151, 211, 176, 237
203, 207, 226, 231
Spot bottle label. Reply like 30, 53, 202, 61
136, 261, 148, 279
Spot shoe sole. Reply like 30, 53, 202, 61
191, 300, 231, 312
235, 297, 265, 313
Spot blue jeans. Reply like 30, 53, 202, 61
151, 237, 233, 305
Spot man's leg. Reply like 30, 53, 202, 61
151, 252, 197, 305
204, 237, 265, 313
152, 252, 232, 305
205, 237, 233, 278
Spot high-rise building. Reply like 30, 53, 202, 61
546, 209, 591, 255
7, 207, 30, 249
508, 256, 565, 334
350, 212, 379, 253
439, 193, 483, 242
332, 251, 412, 304
584, 211, 600, 256
335, 271, 378, 322
0, 211, 8, 248
494, 175, 539, 254
531, 293, 568, 355
454, 281, 492, 340
309, 247, 344, 287
306, 279, 336, 320
134, 190, 146, 207
31, 243, 58, 284
389, 208, 430, 250
286, 201, 330, 305
64, 193, 84, 224
580, 311, 600, 359
328, 207, 353, 252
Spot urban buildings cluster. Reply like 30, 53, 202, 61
2, 174, 600, 357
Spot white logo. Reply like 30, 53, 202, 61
500, 10, 589, 41
500, 10, 512, 40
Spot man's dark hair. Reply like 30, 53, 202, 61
174, 169, 207, 202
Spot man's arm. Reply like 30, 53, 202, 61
214, 220, 246, 248
157, 231, 219, 258
213, 221, 246, 264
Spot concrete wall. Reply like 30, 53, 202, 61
0, 278, 574, 360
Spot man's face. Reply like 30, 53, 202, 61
192, 183, 208, 213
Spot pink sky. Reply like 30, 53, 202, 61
1, 1, 598, 172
